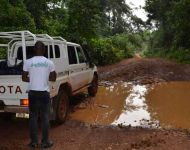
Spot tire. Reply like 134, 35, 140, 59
88, 75, 98, 97
56, 90, 69, 124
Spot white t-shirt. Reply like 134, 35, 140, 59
23, 56, 55, 92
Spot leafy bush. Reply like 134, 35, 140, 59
88, 33, 143, 66
0, 47, 7, 59
143, 48, 190, 64
89, 38, 125, 65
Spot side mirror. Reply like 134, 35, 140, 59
89, 62, 94, 68
84, 59, 94, 68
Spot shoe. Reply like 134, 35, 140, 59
41, 141, 54, 148
28, 142, 38, 148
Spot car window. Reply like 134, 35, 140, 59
18, 44, 60, 59
55, 45, 60, 58
18, 45, 50, 59
76, 47, 85, 63
17, 46, 35, 60
68, 46, 77, 64
49, 45, 54, 58
44, 46, 48, 58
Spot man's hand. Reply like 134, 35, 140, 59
22, 71, 29, 82
49, 71, 57, 82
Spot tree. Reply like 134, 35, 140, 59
101, 0, 132, 34
0, 0, 35, 32
44, 2, 68, 36
145, 0, 190, 49
66, 0, 102, 43
24, 0, 49, 32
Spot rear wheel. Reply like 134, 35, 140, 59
88, 75, 98, 97
56, 90, 69, 124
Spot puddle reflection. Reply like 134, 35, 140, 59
70, 82, 153, 127
112, 84, 152, 127
69, 81, 190, 129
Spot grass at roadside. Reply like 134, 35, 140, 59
142, 49, 190, 64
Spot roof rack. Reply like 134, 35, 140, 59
0, 31, 67, 43
0, 30, 36, 41
0, 30, 68, 62
36, 34, 53, 41
52, 36, 66, 42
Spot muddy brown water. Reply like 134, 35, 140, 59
146, 82, 190, 129
70, 81, 190, 129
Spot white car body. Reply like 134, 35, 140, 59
0, 31, 98, 121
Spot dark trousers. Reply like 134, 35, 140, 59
28, 91, 50, 144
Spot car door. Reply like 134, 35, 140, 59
75, 46, 92, 86
67, 45, 80, 91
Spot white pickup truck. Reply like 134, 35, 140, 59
0, 31, 98, 123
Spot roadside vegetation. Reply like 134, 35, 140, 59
0, 0, 190, 64
143, 0, 190, 64
0, 0, 144, 65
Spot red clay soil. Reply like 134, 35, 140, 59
0, 119, 190, 150
98, 57, 190, 84
1, 57, 190, 150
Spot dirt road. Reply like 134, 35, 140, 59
1, 57, 190, 150
99, 57, 190, 84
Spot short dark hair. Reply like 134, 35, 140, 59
34, 41, 45, 51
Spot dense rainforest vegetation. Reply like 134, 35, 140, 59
144, 0, 190, 63
0, 0, 190, 64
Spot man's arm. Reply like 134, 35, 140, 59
49, 71, 57, 82
22, 71, 29, 82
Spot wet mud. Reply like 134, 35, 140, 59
70, 81, 190, 130
147, 81, 190, 129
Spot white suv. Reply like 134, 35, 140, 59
0, 31, 98, 123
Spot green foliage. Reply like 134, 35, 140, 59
89, 37, 125, 65
145, 0, 190, 49
0, 0, 36, 32
24, 0, 49, 32
0, 0, 147, 65
170, 0, 190, 48
88, 33, 144, 65
45, 6, 68, 36
112, 34, 140, 57
143, 48, 190, 64
102, 0, 132, 34
66, 0, 102, 43
0, 47, 7, 59
145, 0, 190, 63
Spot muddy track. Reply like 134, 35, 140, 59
98, 57, 190, 84
1, 57, 190, 150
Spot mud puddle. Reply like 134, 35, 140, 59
69, 81, 153, 127
146, 82, 190, 129
69, 81, 190, 129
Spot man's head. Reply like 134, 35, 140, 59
34, 41, 45, 56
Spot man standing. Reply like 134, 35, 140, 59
22, 41, 56, 148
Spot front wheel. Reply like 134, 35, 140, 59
56, 90, 69, 124
88, 75, 98, 97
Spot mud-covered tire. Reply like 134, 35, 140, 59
56, 90, 69, 124
88, 75, 98, 97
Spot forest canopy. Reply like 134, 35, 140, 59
0, 0, 145, 65
144, 0, 190, 63
0, 0, 190, 64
